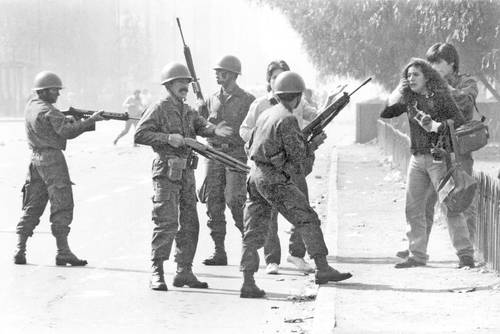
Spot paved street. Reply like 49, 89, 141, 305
0, 118, 350, 334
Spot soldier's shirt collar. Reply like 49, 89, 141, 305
219, 83, 243, 99
165, 91, 184, 106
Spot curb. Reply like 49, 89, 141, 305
312, 147, 338, 334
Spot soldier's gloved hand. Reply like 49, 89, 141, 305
215, 121, 233, 137
310, 131, 327, 151
168, 133, 185, 148
89, 110, 107, 122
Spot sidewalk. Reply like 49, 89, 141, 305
316, 142, 500, 334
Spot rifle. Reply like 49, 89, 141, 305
184, 138, 250, 174
176, 17, 209, 116
62, 107, 140, 121
302, 78, 372, 143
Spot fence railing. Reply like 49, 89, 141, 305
476, 172, 500, 271
377, 119, 500, 271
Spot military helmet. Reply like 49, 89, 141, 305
160, 62, 192, 85
32, 71, 63, 91
213, 55, 241, 74
273, 71, 305, 94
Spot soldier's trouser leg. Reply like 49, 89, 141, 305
288, 172, 308, 258
225, 165, 247, 234
241, 172, 328, 274
205, 160, 227, 242
151, 176, 179, 261
30, 150, 74, 237
174, 170, 200, 265
263, 209, 281, 265
240, 182, 275, 273
16, 161, 49, 237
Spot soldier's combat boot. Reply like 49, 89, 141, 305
173, 264, 208, 288
54, 235, 88, 266
203, 238, 227, 266
150, 260, 168, 291
314, 256, 352, 284
240, 271, 265, 298
13, 234, 28, 265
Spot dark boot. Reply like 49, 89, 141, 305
150, 260, 168, 291
314, 256, 352, 284
203, 237, 227, 266
458, 255, 475, 269
13, 234, 28, 265
240, 271, 265, 298
172, 264, 208, 288
55, 235, 88, 266
396, 249, 410, 259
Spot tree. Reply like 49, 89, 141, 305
256, 0, 500, 95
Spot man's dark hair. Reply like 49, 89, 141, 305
425, 43, 460, 73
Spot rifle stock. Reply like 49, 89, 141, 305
184, 138, 250, 174
62, 107, 139, 121
303, 77, 372, 143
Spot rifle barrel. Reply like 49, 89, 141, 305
176, 17, 187, 46
348, 77, 372, 97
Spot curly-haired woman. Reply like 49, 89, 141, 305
381, 58, 474, 269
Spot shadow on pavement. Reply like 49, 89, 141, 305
328, 255, 458, 266
328, 281, 499, 293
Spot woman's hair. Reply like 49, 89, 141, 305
400, 58, 448, 104
266, 60, 290, 92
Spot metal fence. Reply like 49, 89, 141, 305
377, 119, 500, 271
476, 172, 500, 271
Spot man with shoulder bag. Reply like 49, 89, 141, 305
397, 44, 486, 266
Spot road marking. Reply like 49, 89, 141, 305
113, 186, 133, 193
84, 194, 109, 203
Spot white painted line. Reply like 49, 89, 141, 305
84, 194, 109, 203
113, 186, 133, 193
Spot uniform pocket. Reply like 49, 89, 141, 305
167, 158, 186, 181
152, 180, 172, 202
21, 182, 30, 210
152, 159, 168, 179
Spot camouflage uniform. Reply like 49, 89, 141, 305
200, 85, 255, 240
240, 94, 317, 265
240, 103, 328, 272
134, 95, 215, 264
424, 73, 479, 243
17, 98, 96, 238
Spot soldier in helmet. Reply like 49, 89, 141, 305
240, 71, 352, 298
240, 59, 318, 275
14, 71, 106, 266
200, 55, 256, 266
134, 62, 232, 291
